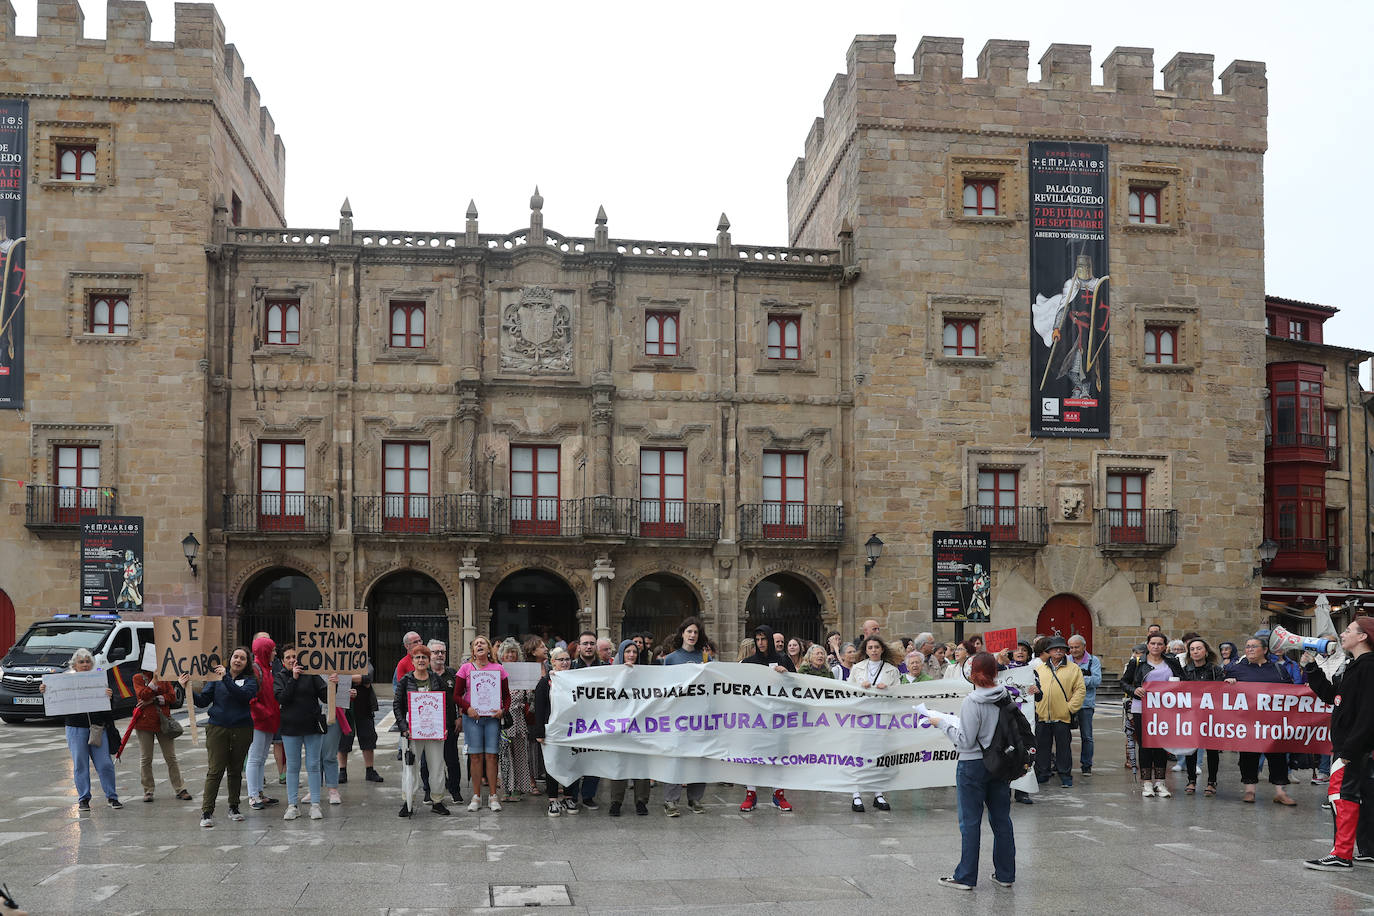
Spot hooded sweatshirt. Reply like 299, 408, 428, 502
742, 625, 795, 671
614, 639, 638, 665
250, 636, 281, 734
937, 684, 1010, 761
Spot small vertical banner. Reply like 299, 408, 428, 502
0, 98, 27, 409
932, 531, 992, 623
1029, 141, 1110, 438
81, 517, 145, 612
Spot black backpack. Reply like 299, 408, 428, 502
979, 695, 1035, 782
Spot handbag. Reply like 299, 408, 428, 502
1048, 664, 1081, 729
315, 713, 328, 735
157, 709, 184, 739
87, 713, 104, 747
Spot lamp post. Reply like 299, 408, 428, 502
182, 532, 200, 579
864, 534, 884, 576
1253, 538, 1278, 579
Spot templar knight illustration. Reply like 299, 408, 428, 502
1032, 254, 1110, 399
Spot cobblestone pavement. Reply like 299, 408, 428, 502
0, 707, 1366, 914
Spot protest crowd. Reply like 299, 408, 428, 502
41, 611, 1373, 889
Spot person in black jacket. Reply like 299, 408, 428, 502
1224, 636, 1296, 806
41, 648, 121, 811
1304, 618, 1374, 870
1180, 638, 1224, 796
532, 648, 580, 816
273, 644, 330, 821
194, 647, 258, 826
1126, 633, 1184, 797
739, 625, 795, 813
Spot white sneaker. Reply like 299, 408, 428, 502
328, 789, 341, 805
489, 797, 502, 812
1141, 783, 1155, 798
199, 815, 214, 828
1171, 762, 1185, 772
309, 804, 323, 820
1154, 781, 1172, 798
467, 797, 480, 812
283, 805, 300, 820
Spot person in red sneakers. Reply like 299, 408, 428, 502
1304, 617, 1374, 871
739, 625, 795, 813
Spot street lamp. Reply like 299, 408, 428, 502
1252, 538, 1278, 578
864, 534, 884, 575
182, 532, 200, 579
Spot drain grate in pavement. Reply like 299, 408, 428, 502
489, 884, 572, 907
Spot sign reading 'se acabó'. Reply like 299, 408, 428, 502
154, 616, 223, 681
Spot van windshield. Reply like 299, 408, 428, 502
14, 623, 109, 655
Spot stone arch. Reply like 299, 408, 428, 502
231, 552, 329, 611
358, 557, 459, 613
476, 554, 591, 635
611, 567, 710, 645
738, 561, 837, 630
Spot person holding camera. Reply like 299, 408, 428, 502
132, 653, 192, 804
274, 643, 329, 821
193, 647, 257, 827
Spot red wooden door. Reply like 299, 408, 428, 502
0, 589, 14, 657
1036, 594, 1093, 654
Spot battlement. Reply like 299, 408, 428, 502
0, 1, 284, 179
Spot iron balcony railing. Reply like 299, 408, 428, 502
348, 494, 722, 539
1094, 508, 1178, 550
963, 505, 1049, 547
223, 494, 333, 534
738, 503, 844, 543
353, 495, 454, 535
24, 484, 118, 528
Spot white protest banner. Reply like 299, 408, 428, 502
505, 662, 542, 691
407, 691, 446, 740
469, 668, 502, 715
42, 669, 111, 716
543, 662, 1036, 793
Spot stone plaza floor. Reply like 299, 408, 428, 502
0, 706, 1368, 914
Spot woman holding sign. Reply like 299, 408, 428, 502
193, 647, 258, 826
456, 635, 511, 812
274, 643, 329, 820
41, 648, 122, 811
849, 636, 902, 812
394, 644, 452, 817
132, 652, 193, 804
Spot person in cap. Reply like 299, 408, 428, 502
1032, 635, 1085, 788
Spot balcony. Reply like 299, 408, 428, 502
351, 495, 721, 541
24, 485, 118, 536
1266, 432, 1330, 466
963, 505, 1048, 552
1266, 537, 1329, 576
223, 494, 333, 535
1094, 508, 1177, 555
353, 495, 455, 535
738, 503, 844, 544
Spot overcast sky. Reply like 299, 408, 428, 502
14, 0, 1372, 364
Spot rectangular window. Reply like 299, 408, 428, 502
766, 315, 800, 360
1288, 318, 1308, 341
1144, 325, 1177, 365
56, 143, 97, 182
54, 445, 100, 524
962, 179, 998, 216
383, 442, 430, 533
639, 448, 686, 537
1106, 472, 1146, 543
942, 318, 979, 357
87, 294, 130, 336
645, 311, 679, 357
230, 192, 242, 227
389, 301, 426, 349
1269, 367, 1325, 448
511, 445, 560, 535
1327, 409, 1340, 468
265, 299, 300, 346
1327, 508, 1342, 570
258, 441, 306, 531
976, 469, 1019, 541
762, 450, 806, 538
1128, 186, 1161, 224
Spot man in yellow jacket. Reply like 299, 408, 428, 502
1034, 635, 1086, 788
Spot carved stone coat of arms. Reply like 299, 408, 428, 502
501, 285, 572, 373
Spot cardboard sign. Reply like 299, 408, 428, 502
154, 616, 223, 681
295, 610, 369, 676
42, 669, 112, 716
505, 661, 543, 691
983, 628, 1018, 655
407, 690, 446, 741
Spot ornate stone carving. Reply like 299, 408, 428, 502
1058, 485, 1086, 521
501, 285, 572, 373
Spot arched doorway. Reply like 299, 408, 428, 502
238, 567, 323, 647
488, 570, 578, 647
1036, 593, 1093, 653
620, 573, 699, 646
367, 571, 448, 684
0, 588, 14, 657
745, 573, 823, 645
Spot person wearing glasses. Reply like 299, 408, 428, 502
533, 648, 581, 816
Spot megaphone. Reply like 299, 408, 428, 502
1270, 625, 1337, 657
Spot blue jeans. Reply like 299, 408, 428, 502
66, 725, 118, 802
1078, 705, 1095, 769
281, 733, 323, 807
954, 758, 1016, 887
319, 720, 342, 788
246, 729, 273, 798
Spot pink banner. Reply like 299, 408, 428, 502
1141, 682, 1332, 753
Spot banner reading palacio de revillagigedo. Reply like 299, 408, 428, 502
0, 100, 27, 409
1029, 141, 1109, 438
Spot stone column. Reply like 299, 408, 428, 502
592, 556, 615, 640
459, 554, 480, 649
457, 384, 480, 494
591, 389, 614, 497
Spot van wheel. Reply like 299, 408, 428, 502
1, 715, 25, 724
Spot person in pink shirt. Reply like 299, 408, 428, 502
455, 636, 511, 812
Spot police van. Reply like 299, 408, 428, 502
0, 614, 153, 723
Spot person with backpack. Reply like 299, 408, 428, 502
926, 651, 1020, 892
